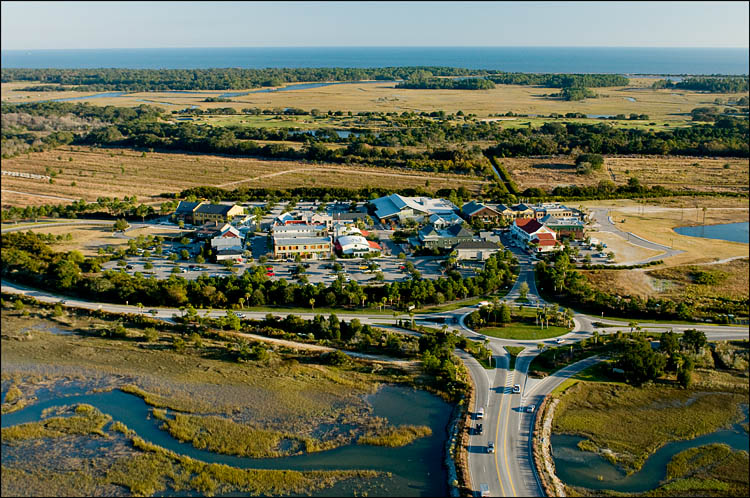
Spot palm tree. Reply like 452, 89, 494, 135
628, 321, 638, 333
309, 298, 315, 311
592, 330, 600, 345
361, 295, 367, 308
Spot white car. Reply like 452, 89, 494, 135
526, 404, 536, 413
512, 384, 521, 394
556, 338, 565, 344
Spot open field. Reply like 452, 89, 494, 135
499, 156, 749, 194
20, 224, 185, 257
3, 79, 746, 122
579, 198, 749, 266
610, 206, 748, 266
0, 145, 489, 207
552, 381, 748, 473
582, 259, 749, 318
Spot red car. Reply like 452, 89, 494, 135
266, 271, 275, 277
399, 265, 406, 270
266, 266, 273, 270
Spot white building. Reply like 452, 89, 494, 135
370, 194, 458, 224
510, 218, 561, 253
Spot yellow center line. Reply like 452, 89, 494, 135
493, 368, 507, 497
503, 370, 518, 497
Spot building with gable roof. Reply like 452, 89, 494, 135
370, 194, 458, 224
510, 217, 561, 253
461, 201, 503, 224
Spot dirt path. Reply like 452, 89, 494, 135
216, 166, 489, 189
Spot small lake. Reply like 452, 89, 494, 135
551, 405, 749, 493
587, 114, 615, 119
44, 91, 129, 102
674, 222, 749, 244
220, 80, 394, 98
1, 384, 451, 497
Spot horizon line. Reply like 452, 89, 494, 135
3, 45, 749, 51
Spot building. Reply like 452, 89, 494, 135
370, 194, 458, 224
428, 212, 466, 229
193, 203, 244, 225
215, 248, 245, 263
532, 202, 580, 219
540, 214, 585, 239
511, 203, 535, 218
272, 236, 331, 260
417, 223, 475, 249
510, 218, 561, 253
194, 222, 231, 239
453, 240, 501, 261
461, 201, 503, 224
174, 201, 202, 225
271, 224, 327, 238
210, 225, 244, 251
335, 234, 376, 256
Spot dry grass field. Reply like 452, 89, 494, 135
606, 204, 748, 266
3, 78, 746, 122
21, 224, 185, 256
0, 146, 489, 207
583, 258, 749, 305
498, 156, 749, 193
605, 157, 749, 193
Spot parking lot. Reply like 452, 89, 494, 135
101, 250, 475, 285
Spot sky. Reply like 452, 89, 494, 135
1, 1, 748, 50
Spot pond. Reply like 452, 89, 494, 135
551, 405, 749, 493
44, 91, 129, 102
674, 222, 749, 244
1, 383, 451, 497
219, 80, 394, 98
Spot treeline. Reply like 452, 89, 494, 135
486, 73, 629, 88
1, 197, 160, 223
396, 78, 496, 90
1, 231, 518, 315
652, 77, 749, 93
1, 101, 163, 158
1, 67, 486, 91
485, 118, 749, 158
536, 251, 748, 321
75, 120, 493, 176
175, 185, 475, 204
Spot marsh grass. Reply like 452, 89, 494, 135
553, 382, 747, 473
152, 409, 317, 458
2, 404, 111, 442
358, 425, 432, 447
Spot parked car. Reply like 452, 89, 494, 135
476, 423, 483, 435
556, 338, 565, 344
266, 271, 275, 277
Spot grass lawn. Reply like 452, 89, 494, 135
479, 322, 569, 340
504, 346, 524, 370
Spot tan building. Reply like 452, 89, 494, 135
193, 203, 244, 225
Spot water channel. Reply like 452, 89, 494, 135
551, 405, 749, 493
1, 383, 451, 497
674, 222, 749, 244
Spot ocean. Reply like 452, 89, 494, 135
1, 47, 748, 74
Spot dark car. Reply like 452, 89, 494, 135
476, 423, 483, 435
